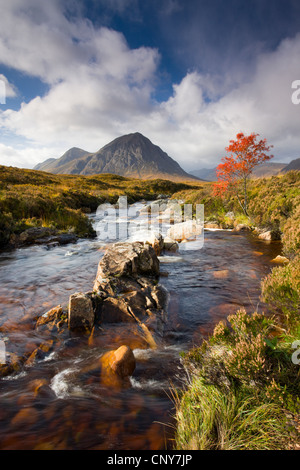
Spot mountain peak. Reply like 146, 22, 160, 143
34, 133, 200, 181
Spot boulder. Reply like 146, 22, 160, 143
94, 242, 159, 290
100, 345, 136, 384
68, 292, 95, 331
167, 220, 203, 242
109, 345, 136, 378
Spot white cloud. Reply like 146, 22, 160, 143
0, 75, 17, 101
0, 1, 299, 171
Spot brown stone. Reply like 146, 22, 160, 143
101, 345, 136, 379
68, 292, 95, 330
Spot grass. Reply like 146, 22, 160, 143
173, 308, 300, 450
173, 378, 290, 450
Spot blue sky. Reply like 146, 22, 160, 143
0, 0, 300, 170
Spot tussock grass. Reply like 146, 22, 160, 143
174, 378, 289, 450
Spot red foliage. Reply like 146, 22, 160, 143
213, 132, 273, 213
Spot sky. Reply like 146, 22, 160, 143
0, 0, 300, 171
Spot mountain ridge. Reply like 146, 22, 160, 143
34, 133, 200, 182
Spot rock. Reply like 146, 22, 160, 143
101, 297, 135, 323
68, 292, 95, 331
11, 227, 78, 248
167, 220, 203, 242
109, 345, 136, 378
25, 340, 54, 367
151, 285, 169, 310
271, 255, 289, 263
18, 227, 56, 245
233, 223, 251, 232
99, 345, 136, 385
55, 233, 78, 245
35, 305, 64, 329
163, 236, 179, 252
93, 242, 159, 290
127, 230, 164, 255
258, 230, 281, 241
0, 352, 24, 378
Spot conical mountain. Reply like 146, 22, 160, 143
34, 133, 199, 181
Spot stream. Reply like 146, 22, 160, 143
0, 201, 282, 450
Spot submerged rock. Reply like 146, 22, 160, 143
101, 345, 136, 379
99, 345, 136, 388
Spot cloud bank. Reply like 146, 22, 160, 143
0, 0, 299, 170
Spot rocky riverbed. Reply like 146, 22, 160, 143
0, 198, 283, 449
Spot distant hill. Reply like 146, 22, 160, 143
190, 160, 298, 181
34, 147, 91, 173
34, 133, 200, 182
281, 157, 300, 173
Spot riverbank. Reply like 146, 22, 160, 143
171, 171, 300, 450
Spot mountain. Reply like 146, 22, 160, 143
281, 157, 300, 173
34, 157, 56, 171
34, 133, 200, 181
34, 147, 90, 173
190, 161, 294, 181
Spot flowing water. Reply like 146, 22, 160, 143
0, 202, 282, 450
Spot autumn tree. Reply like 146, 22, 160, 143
213, 132, 273, 216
